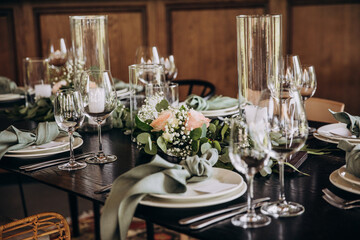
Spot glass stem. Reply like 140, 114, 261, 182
69, 132, 75, 165
278, 160, 286, 204
246, 174, 255, 215
97, 123, 104, 156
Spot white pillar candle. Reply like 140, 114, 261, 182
89, 87, 105, 113
34, 84, 52, 98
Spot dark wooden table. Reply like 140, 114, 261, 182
1, 119, 360, 240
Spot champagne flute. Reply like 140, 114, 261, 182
228, 113, 271, 228
80, 70, 118, 164
257, 88, 308, 217
54, 89, 86, 171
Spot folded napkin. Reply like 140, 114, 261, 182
0, 122, 61, 159
338, 140, 360, 177
185, 95, 238, 111
100, 148, 218, 240
114, 78, 143, 92
330, 110, 360, 137
0, 76, 24, 94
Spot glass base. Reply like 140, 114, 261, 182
261, 201, 305, 217
58, 161, 87, 171
231, 213, 271, 228
85, 154, 117, 164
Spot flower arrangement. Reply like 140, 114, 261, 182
133, 94, 230, 159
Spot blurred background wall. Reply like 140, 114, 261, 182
0, 0, 359, 115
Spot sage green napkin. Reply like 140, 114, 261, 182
0, 76, 24, 94
0, 122, 61, 158
100, 148, 218, 240
114, 78, 143, 92
185, 95, 238, 111
330, 110, 360, 137
338, 140, 360, 177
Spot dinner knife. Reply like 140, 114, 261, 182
189, 201, 267, 230
178, 197, 270, 225
20, 153, 93, 172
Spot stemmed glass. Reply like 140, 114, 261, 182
135, 46, 161, 64
48, 38, 68, 67
54, 89, 87, 171
80, 70, 118, 164
284, 55, 302, 89
300, 65, 317, 132
228, 113, 272, 228
257, 88, 308, 217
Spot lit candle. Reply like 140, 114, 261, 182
34, 83, 52, 98
89, 88, 105, 113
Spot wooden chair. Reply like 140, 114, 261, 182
173, 79, 216, 101
0, 212, 71, 240
305, 97, 345, 123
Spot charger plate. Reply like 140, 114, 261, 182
329, 169, 360, 195
338, 166, 360, 187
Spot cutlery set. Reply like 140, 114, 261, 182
322, 188, 360, 210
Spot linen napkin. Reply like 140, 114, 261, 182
0, 122, 61, 158
100, 148, 218, 240
330, 110, 360, 137
114, 78, 143, 92
338, 140, 360, 177
185, 95, 238, 111
0, 76, 24, 94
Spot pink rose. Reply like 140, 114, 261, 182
150, 110, 174, 132
186, 109, 210, 131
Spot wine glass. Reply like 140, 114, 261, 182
48, 38, 68, 67
160, 55, 178, 81
80, 70, 118, 164
228, 113, 272, 228
257, 88, 308, 217
300, 65, 317, 132
135, 46, 161, 64
54, 89, 87, 171
284, 55, 302, 90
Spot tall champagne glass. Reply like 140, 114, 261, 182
54, 89, 86, 171
228, 113, 271, 228
80, 70, 118, 164
300, 65, 317, 132
284, 55, 302, 90
257, 89, 308, 217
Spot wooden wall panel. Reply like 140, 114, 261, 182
291, 3, 360, 115
0, 10, 17, 82
169, 6, 265, 98
38, 10, 145, 81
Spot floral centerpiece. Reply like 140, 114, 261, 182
133, 94, 231, 160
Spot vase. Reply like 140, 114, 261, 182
236, 14, 282, 107
70, 15, 112, 132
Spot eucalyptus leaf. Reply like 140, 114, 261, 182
190, 128, 202, 140
135, 115, 153, 131
137, 132, 151, 144
155, 99, 169, 112
221, 124, 228, 141
191, 140, 200, 153
213, 140, 221, 152
201, 142, 212, 154
157, 136, 167, 153
209, 123, 216, 133
201, 124, 207, 138
145, 142, 157, 155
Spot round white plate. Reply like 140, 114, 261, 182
0, 93, 24, 102
151, 168, 243, 201
338, 165, 360, 187
313, 133, 338, 144
4, 137, 83, 158
202, 109, 239, 118
329, 169, 360, 195
140, 181, 247, 208
201, 105, 239, 115
317, 123, 360, 143
7, 136, 69, 154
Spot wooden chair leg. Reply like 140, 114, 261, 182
93, 202, 101, 240
68, 193, 80, 237
146, 220, 154, 240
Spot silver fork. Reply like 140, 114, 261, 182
322, 188, 360, 205
322, 195, 360, 210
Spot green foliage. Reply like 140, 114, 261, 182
155, 100, 169, 112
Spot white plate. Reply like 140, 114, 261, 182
317, 123, 360, 143
151, 168, 243, 201
7, 136, 69, 154
329, 169, 360, 195
4, 137, 83, 158
140, 181, 247, 208
0, 93, 24, 102
313, 133, 339, 144
202, 109, 239, 118
117, 89, 130, 98
201, 105, 239, 115
338, 165, 360, 187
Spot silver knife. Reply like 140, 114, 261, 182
21, 153, 93, 172
189, 201, 267, 230
179, 197, 270, 225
